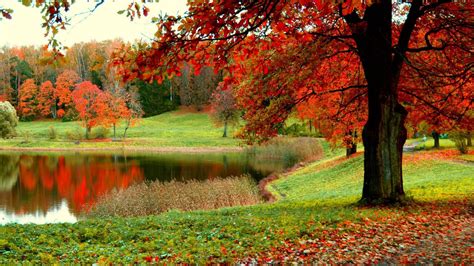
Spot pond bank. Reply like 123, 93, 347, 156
0, 145, 244, 154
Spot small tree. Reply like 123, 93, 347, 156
122, 89, 143, 140
210, 85, 239, 137
103, 91, 129, 139
450, 131, 469, 154
72, 81, 108, 139
0, 101, 19, 139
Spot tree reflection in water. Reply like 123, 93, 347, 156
1, 154, 144, 218
0, 152, 282, 224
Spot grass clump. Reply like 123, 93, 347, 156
48, 126, 57, 140
248, 137, 323, 168
90, 127, 110, 139
65, 127, 83, 143
87, 175, 262, 218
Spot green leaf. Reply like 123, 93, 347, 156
22, 0, 32, 6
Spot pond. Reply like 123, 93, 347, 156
0, 151, 286, 225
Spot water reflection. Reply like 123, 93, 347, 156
0, 152, 282, 224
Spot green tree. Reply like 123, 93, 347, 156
0, 101, 18, 139
134, 79, 179, 117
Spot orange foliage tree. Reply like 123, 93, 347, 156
55, 70, 80, 118
37, 80, 55, 117
18, 79, 39, 119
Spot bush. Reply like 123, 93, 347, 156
450, 131, 469, 154
91, 127, 110, 139
48, 126, 58, 140
0, 101, 18, 139
61, 108, 78, 122
281, 121, 323, 137
20, 130, 32, 143
65, 128, 83, 143
86, 175, 261, 218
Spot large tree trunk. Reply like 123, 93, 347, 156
362, 98, 407, 202
348, 0, 409, 203
432, 131, 440, 148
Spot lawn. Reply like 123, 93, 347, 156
0, 111, 243, 150
1, 146, 472, 263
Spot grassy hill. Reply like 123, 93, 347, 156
0, 111, 242, 149
1, 145, 472, 263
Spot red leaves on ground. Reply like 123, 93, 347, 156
243, 201, 473, 264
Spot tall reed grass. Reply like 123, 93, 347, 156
85, 175, 261, 218
248, 137, 323, 168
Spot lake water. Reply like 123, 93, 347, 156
0, 151, 285, 225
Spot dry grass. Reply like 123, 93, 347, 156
248, 137, 323, 168
85, 175, 262, 218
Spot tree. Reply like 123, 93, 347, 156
18, 78, 39, 119
37, 80, 56, 118
72, 81, 108, 139
122, 88, 143, 140
173, 64, 222, 111
55, 70, 80, 118
103, 88, 129, 139
210, 84, 240, 138
134, 79, 179, 117
111, 0, 473, 203
0, 101, 18, 139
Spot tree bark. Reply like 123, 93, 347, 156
222, 120, 228, 137
467, 132, 472, 147
86, 126, 91, 139
432, 131, 440, 148
346, 143, 357, 157
347, 0, 409, 203
123, 120, 130, 139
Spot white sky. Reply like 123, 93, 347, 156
0, 0, 187, 47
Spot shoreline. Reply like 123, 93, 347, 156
0, 145, 245, 154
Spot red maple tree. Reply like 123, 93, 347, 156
4, 0, 472, 203
110, 0, 473, 203
72, 81, 108, 139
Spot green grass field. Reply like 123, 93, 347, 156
1, 144, 472, 263
0, 111, 242, 149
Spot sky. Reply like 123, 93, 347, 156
0, 0, 187, 47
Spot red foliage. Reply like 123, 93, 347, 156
55, 70, 80, 117
72, 81, 108, 134
109, 1, 472, 147
37, 80, 55, 117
